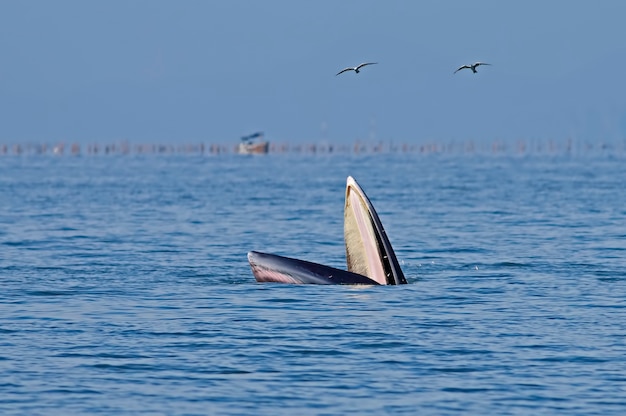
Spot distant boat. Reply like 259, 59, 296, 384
237, 132, 269, 154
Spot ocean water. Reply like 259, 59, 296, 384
1, 151, 625, 415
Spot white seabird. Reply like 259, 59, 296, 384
336, 62, 378, 76
454, 62, 491, 74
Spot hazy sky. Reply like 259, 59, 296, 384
1, 1, 625, 144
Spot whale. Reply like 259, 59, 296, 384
247, 176, 407, 285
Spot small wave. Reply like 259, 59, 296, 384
26, 290, 76, 296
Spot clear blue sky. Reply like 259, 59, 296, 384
1, 0, 625, 144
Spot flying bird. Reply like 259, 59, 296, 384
454, 62, 491, 74
336, 62, 378, 76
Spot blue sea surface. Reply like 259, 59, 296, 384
1, 151, 625, 415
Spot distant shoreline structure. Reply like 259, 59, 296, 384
0, 139, 624, 157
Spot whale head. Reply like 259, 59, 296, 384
247, 176, 406, 285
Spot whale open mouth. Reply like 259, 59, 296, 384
247, 176, 406, 285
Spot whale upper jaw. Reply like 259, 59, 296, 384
247, 176, 407, 285
247, 250, 381, 285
